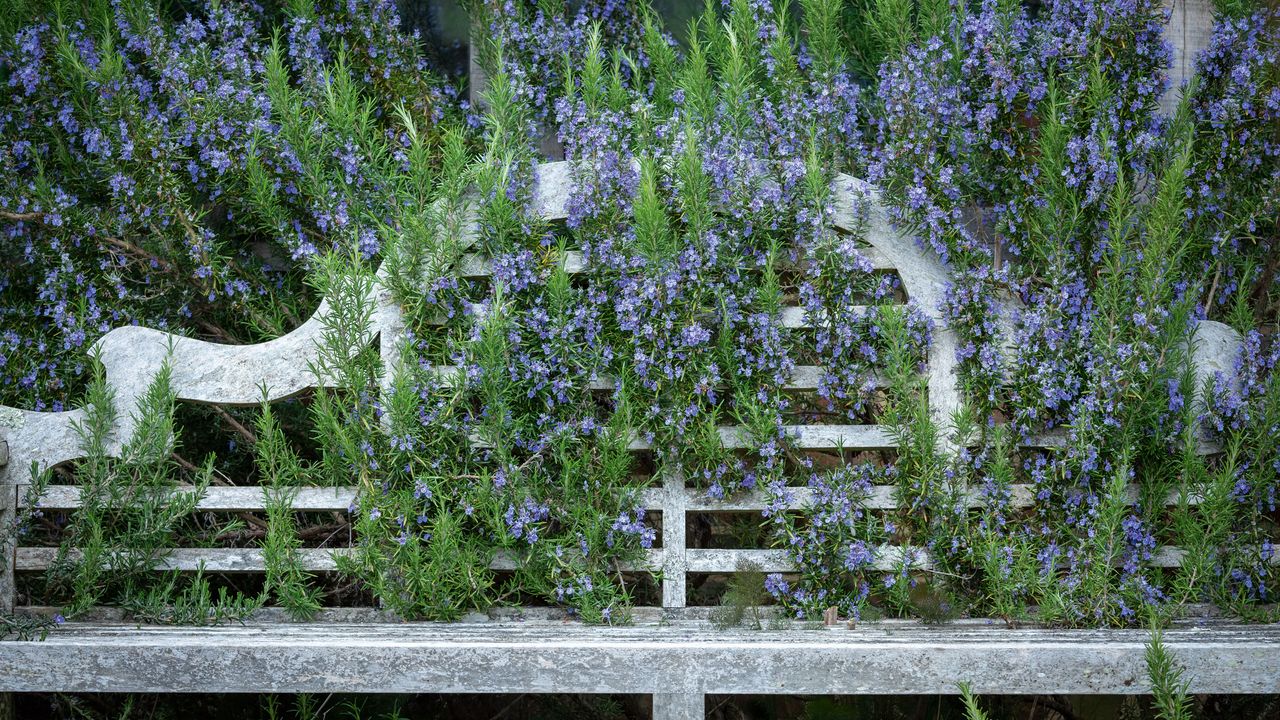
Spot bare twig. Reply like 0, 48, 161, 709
210, 405, 258, 446
170, 453, 268, 531
0, 209, 46, 222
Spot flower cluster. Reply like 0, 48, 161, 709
0, 0, 459, 410
764, 463, 894, 618
1183, 9, 1280, 313
871, 1, 1044, 266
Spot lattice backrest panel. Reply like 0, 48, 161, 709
0, 162, 1246, 613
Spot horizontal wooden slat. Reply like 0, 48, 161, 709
3, 621, 1278, 695
9, 547, 553, 574
681, 546, 1214, 572
663, 424, 894, 451
685, 547, 924, 573
678, 484, 1198, 512
429, 303, 881, 329
28, 486, 359, 512
468, 424, 897, 452
9, 602, 1251, 626
12, 547, 343, 573
426, 364, 885, 392
16, 543, 1244, 574
26, 483, 1196, 514
456, 247, 898, 278
1024, 427, 1220, 454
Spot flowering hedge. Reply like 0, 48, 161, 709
1, 0, 1277, 627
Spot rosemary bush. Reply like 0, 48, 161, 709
0, 0, 1275, 629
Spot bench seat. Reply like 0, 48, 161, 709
2, 620, 1278, 698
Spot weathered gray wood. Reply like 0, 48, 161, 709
428, 303, 868, 329
680, 425, 893, 451
27, 481, 1201, 514
1162, 0, 1217, 115
1, 484, 13, 615
661, 469, 688, 608
458, 248, 894, 278
10, 603, 1252, 625
685, 547, 928, 573
427, 363, 884, 392
0, 486, 10, 720
475, 424, 898, 452
653, 693, 703, 720
30, 485, 358, 512
17, 542, 1239, 575
0, 479, 11, 720
2, 622, 1278, 695
1027, 426, 1220, 454
468, 34, 487, 110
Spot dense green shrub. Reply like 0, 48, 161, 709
0, 0, 1276, 628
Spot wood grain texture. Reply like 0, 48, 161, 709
1, 483, 13, 615
17, 542, 1253, 575
1162, 0, 1218, 114
1, 621, 1278, 695
653, 693, 704, 720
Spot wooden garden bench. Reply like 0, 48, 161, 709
2, 158, 1276, 720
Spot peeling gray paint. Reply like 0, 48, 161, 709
1, 622, 1278, 695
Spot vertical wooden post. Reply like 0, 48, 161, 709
652, 693, 703, 720
1161, 0, 1217, 115
466, 6, 564, 160
1, 447, 15, 720
468, 14, 488, 111
1, 444, 15, 615
376, 284, 406, 432
660, 469, 687, 609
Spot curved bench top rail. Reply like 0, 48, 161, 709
0, 163, 962, 484
0, 163, 1240, 481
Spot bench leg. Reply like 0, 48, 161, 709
1, 479, 13, 615
2, 481, 13, 720
652, 693, 703, 720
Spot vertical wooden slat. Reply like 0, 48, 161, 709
928, 328, 961, 455
652, 693, 703, 720
1, 480, 14, 614
468, 15, 488, 111
661, 469, 687, 608
1161, 0, 1218, 115
377, 282, 407, 432
1, 479, 14, 720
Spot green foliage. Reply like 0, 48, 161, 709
709, 561, 781, 630
0, 611, 58, 641
256, 396, 322, 621
841, 0, 952, 78
5, 0, 1277, 634
1145, 628, 1194, 720
43, 354, 258, 622
800, 0, 845, 78
120, 567, 263, 625
957, 682, 990, 720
